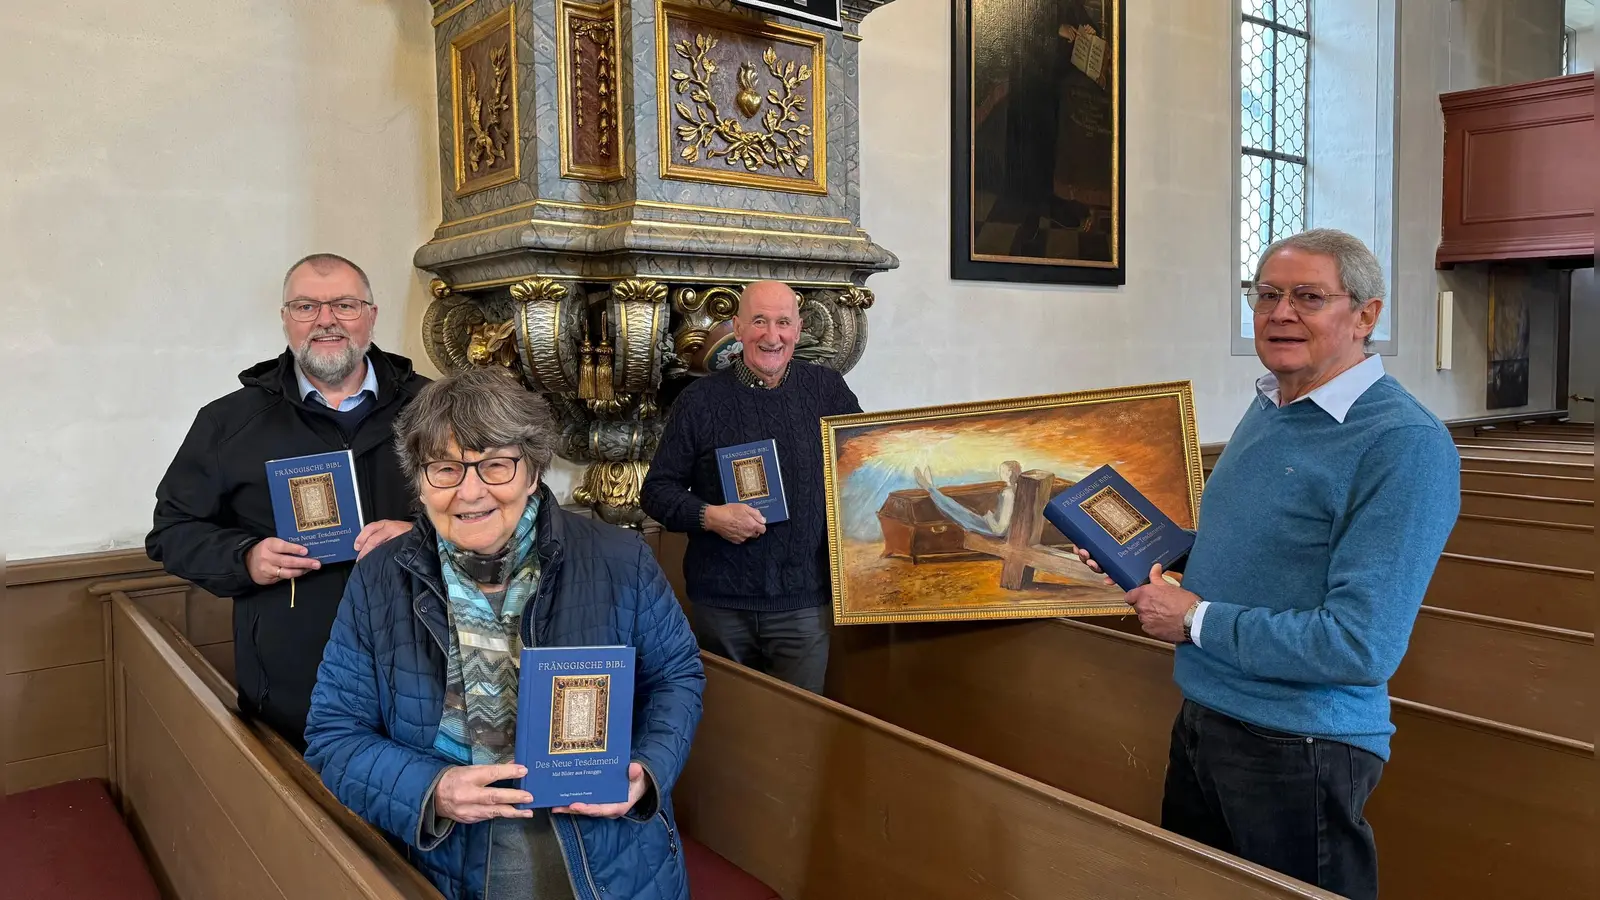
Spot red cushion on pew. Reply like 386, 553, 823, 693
0, 779, 160, 900
683, 834, 780, 900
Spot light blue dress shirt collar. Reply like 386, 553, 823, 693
295, 354, 378, 412
1255, 353, 1385, 424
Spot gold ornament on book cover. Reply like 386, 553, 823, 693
731, 456, 770, 501
288, 473, 341, 531
1079, 485, 1151, 545
549, 674, 610, 754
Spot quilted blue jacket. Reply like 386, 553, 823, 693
303, 487, 705, 900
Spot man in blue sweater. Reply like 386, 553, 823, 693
1080, 229, 1459, 899
639, 281, 861, 693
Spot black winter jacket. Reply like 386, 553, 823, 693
145, 346, 429, 747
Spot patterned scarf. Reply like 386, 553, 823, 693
433, 496, 542, 766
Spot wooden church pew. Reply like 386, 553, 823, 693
1090, 604, 1592, 742
1388, 606, 1592, 741
1424, 553, 1593, 631
99, 582, 1338, 900
1456, 455, 1593, 479
827, 618, 1595, 900
106, 592, 445, 900
1460, 468, 1593, 501
105, 584, 782, 900
1453, 444, 1594, 465
1443, 513, 1595, 569
1455, 435, 1595, 451
1458, 490, 1593, 525
679, 654, 1339, 900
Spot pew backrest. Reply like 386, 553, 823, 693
1457, 455, 1593, 479
676, 653, 1339, 900
106, 592, 443, 900
1390, 606, 1593, 741
1459, 469, 1593, 501
826, 617, 1597, 900
1425, 553, 1594, 631
1457, 490, 1593, 525
1444, 513, 1594, 569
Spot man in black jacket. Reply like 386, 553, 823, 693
146, 253, 430, 750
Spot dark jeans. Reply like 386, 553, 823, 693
689, 602, 830, 694
1163, 700, 1384, 899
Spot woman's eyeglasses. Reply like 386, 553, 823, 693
423, 456, 522, 489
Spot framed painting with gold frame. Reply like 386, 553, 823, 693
821, 381, 1201, 626
451, 5, 522, 196
655, 0, 828, 195
951, 0, 1124, 285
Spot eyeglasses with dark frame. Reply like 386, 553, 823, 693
423, 456, 523, 489
1244, 284, 1354, 316
282, 298, 374, 322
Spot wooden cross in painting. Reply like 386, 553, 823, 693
960, 468, 1099, 590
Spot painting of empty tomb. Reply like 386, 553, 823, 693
821, 381, 1203, 624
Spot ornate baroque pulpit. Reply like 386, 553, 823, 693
416, 0, 898, 525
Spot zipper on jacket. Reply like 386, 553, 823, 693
482, 819, 495, 899
552, 815, 600, 899
658, 810, 678, 856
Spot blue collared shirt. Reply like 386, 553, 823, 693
295, 354, 378, 411
1191, 354, 1386, 645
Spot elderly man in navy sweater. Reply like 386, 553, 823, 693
1081, 229, 1458, 899
640, 281, 861, 693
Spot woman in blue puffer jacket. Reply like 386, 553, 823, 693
304, 366, 705, 900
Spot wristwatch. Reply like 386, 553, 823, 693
1182, 602, 1198, 643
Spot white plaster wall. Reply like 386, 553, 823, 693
0, 1, 440, 561
852, 0, 1548, 453
855, 0, 1265, 441
1573, 27, 1597, 73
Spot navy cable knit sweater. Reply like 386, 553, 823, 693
639, 361, 861, 611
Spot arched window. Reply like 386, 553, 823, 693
1233, 0, 1398, 354
1239, 2, 1308, 293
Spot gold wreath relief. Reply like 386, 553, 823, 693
670, 36, 812, 176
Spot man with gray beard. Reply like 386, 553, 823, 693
147, 253, 429, 750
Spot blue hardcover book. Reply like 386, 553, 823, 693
715, 438, 789, 523
516, 645, 636, 809
264, 450, 365, 564
1042, 464, 1194, 592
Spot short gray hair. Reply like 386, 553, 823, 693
282, 253, 373, 302
394, 367, 558, 484
1253, 228, 1385, 306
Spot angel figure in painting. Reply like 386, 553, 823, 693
912, 461, 1022, 538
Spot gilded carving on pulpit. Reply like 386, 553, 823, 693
559, 0, 625, 181
657, 1, 828, 194
451, 6, 520, 195
951, 0, 1124, 285
820, 382, 1200, 625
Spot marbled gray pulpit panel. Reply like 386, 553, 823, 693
416, 0, 898, 523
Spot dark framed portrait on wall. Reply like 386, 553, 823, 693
951, 0, 1125, 285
